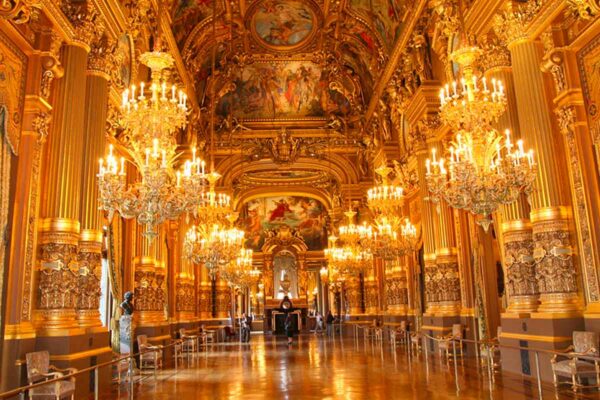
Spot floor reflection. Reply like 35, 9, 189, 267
102, 335, 600, 399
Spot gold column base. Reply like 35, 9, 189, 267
537, 293, 583, 314
33, 310, 84, 336
435, 301, 461, 317
506, 295, 540, 314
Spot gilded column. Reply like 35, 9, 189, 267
364, 268, 378, 315
133, 223, 157, 326
76, 38, 112, 328
433, 201, 461, 316
483, 43, 537, 313
345, 275, 363, 315
415, 131, 439, 315
503, 36, 581, 313
542, 44, 600, 313
36, 40, 90, 332
214, 275, 231, 319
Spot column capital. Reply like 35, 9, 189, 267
60, 1, 105, 52
86, 36, 115, 80
493, 1, 542, 49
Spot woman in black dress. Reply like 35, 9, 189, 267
285, 314, 294, 345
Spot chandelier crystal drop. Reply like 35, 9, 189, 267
426, 129, 537, 231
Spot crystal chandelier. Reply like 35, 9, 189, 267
196, 171, 232, 225
326, 234, 373, 275
97, 49, 204, 241
183, 219, 245, 276
426, 129, 536, 231
338, 210, 374, 248
399, 218, 419, 253
221, 248, 261, 288
367, 166, 405, 218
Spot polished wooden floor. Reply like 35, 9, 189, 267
103, 335, 600, 399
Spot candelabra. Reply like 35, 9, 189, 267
426, 129, 536, 231
196, 171, 232, 225
338, 210, 374, 248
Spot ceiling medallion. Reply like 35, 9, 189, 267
249, 0, 318, 52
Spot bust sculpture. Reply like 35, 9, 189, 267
120, 291, 134, 315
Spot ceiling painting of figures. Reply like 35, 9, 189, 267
171, 0, 214, 47
240, 196, 328, 252
216, 61, 350, 120
349, 0, 406, 49
251, 0, 317, 50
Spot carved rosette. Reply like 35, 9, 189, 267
76, 230, 102, 327
532, 208, 582, 313
35, 218, 80, 330
503, 223, 538, 313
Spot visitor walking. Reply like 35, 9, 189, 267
285, 314, 294, 345
326, 310, 334, 337
315, 312, 324, 334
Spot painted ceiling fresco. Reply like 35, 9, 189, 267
216, 61, 350, 119
171, 0, 412, 124
240, 196, 328, 252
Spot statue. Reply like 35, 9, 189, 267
119, 291, 134, 354
120, 291, 134, 315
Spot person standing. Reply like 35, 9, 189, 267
326, 310, 334, 337
285, 314, 294, 345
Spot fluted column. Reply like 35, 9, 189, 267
36, 42, 89, 333
416, 138, 439, 314
508, 38, 581, 313
76, 41, 111, 328
485, 57, 537, 313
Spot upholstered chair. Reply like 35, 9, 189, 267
137, 335, 163, 372
437, 324, 463, 360
551, 331, 600, 392
25, 350, 77, 399
410, 330, 422, 352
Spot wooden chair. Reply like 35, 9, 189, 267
137, 335, 163, 372
179, 328, 198, 355
25, 350, 77, 399
410, 331, 422, 352
438, 324, 463, 360
390, 321, 408, 346
552, 331, 600, 393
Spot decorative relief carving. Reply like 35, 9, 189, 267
76, 246, 101, 311
436, 261, 461, 303
533, 219, 578, 295
424, 260, 439, 305
565, 0, 600, 19
134, 269, 156, 312
493, 1, 542, 46
60, 0, 105, 48
345, 277, 362, 314
37, 241, 78, 310
0, 0, 39, 23
176, 280, 195, 313
87, 36, 116, 77
503, 229, 537, 299
555, 106, 600, 302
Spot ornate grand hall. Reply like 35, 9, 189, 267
0, 0, 599, 398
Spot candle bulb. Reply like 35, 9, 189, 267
161, 82, 166, 99
171, 85, 176, 101
452, 81, 457, 96
432, 148, 437, 163
482, 77, 488, 92
131, 85, 136, 101
153, 138, 159, 157
120, 157, 125, 175
99, 159, 104, 175
145, 148, 150, 166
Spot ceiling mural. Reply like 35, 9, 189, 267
171, 0, 215, 48
216, 60, 350, 120
240, 196, 328, 252
250, 0, 317, 50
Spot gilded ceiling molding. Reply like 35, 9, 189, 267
363, 0, 428, 125
0, 0, 39, 23
566, 0, 600, 19
60, 0, 105, 50
232, 187, 335, 213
